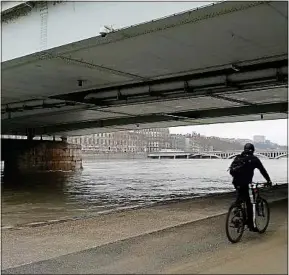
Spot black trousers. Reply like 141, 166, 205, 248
234, 184, 254, 228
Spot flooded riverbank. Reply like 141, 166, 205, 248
2, 158, 287, 227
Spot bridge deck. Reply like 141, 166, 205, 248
2, 1, 287, 136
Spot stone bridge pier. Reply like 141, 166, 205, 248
1, 138, 82, 175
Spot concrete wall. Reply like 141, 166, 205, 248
2, 139, 82, 174
2, 1, 212, 61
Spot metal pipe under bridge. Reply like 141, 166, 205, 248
147, 150, 288, 159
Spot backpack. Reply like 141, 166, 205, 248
228, 154, 248, 177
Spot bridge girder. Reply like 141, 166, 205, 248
275, 153, 288, 159
190, 153, 221, 159
225, 151, 287, 159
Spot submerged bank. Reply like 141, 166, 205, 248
2, 184, 287, 270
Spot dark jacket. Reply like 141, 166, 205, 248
232, 151, 271, 186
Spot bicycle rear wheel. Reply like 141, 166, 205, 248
255, 197, 270, 234
226, 203, 245, 243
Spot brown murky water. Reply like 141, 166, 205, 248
1, 158, 287, 227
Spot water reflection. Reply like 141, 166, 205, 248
2, 172, 74, 203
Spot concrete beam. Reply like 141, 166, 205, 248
53, 59, 288, 105
7, 101, 285, 136
1, 2, 31, 14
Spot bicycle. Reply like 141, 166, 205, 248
225, 182, 271, 243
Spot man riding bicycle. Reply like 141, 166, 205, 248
229, 143, 272, 231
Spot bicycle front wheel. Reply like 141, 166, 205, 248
255, 197, 270, 234
226, 203, 245, 243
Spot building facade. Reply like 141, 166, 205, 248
135, 128, 171, 152
68, 129, 280, 154
68, 128, 171, 153
69, 131, 147, 153
169, 134, 186, 151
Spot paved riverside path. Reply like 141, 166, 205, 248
2, 185, 287, 274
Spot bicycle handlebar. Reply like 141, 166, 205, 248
251, 182, 277, 188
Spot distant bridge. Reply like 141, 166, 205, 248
147, 150, 288, 160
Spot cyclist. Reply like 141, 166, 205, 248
229, 143, 272, 231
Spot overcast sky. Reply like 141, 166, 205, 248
170, 119, 288, 145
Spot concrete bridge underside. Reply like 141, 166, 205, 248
1, 1, 288, 138
1, 1, 288, 174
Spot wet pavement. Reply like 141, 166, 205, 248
2, 184, 287, 272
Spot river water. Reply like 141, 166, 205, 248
1, 158, 287, 227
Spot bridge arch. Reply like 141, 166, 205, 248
275, 153, 288, 159
227, 153, 270, 159
190, 153, 221, 159
227, 154, 239, 159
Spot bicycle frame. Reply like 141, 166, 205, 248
226, 182, 270, 243
249, 182, 266, 228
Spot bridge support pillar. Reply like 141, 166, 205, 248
2, 139, 82, 175
25, 128, 36, 141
